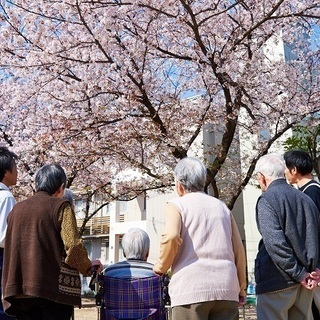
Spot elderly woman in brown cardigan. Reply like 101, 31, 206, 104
2, 164, 103, 320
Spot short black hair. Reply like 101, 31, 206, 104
35, 164, 67, 195
0, 147, 18, 181
283, 150, 313, 175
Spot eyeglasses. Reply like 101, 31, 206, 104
256, 172, 265, 178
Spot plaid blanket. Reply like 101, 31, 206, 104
104, 275, 167, 320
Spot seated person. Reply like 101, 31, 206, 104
103, 228, 168, 320
105, 228, 154, 278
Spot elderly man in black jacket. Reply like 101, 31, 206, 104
254, 153, 320, 320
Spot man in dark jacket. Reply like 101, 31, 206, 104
284, 149, 320, 320
254, 153, 320, 320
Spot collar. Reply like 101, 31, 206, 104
0, 182, 9, 191
126, 259, 146, 262
267, 178, 287, 189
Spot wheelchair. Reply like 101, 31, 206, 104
90, 271, 170, 320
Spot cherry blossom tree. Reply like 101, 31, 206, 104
0, 0, 319, 216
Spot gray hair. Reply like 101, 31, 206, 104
255, 153, 285, 179
64, 188, 75, 208
122, 228, 150, 261
174, 157, 206, 192
35, 164, 67, 195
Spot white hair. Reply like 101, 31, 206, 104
174, 157, 206, 192
122, 228, 150, 260
255, 153, 285, 179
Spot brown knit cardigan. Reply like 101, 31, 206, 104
2, 191, 89, 315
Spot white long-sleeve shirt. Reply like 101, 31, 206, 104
0, 182, 16, 248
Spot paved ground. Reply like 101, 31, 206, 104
239, 305, 257, 320
73, 298, 98, 320
74, 306, 98, 320
74, 298, 257, 320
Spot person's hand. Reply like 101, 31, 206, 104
238, 295, 246, 306
152, 263, 164, 276
91, 259, 103, 273
300, 272, 317, 290
309, 268, 320, 287
310, 268, 320, 280
153, 268, 164, 277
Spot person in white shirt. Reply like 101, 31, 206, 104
0, 146, 18, 319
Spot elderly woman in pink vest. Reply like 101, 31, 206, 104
153, 157, 246, 320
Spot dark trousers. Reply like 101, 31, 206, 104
9, 298, 73, 320
312, 300, 320, 320
0, 248, 15, 319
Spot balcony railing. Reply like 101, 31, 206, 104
77, 214, 125, 236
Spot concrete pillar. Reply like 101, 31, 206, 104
108, 201, 120, 265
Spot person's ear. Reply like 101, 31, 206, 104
59, 184, 65, 196
177, 181, 185, 196
53, 184, 65, 198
